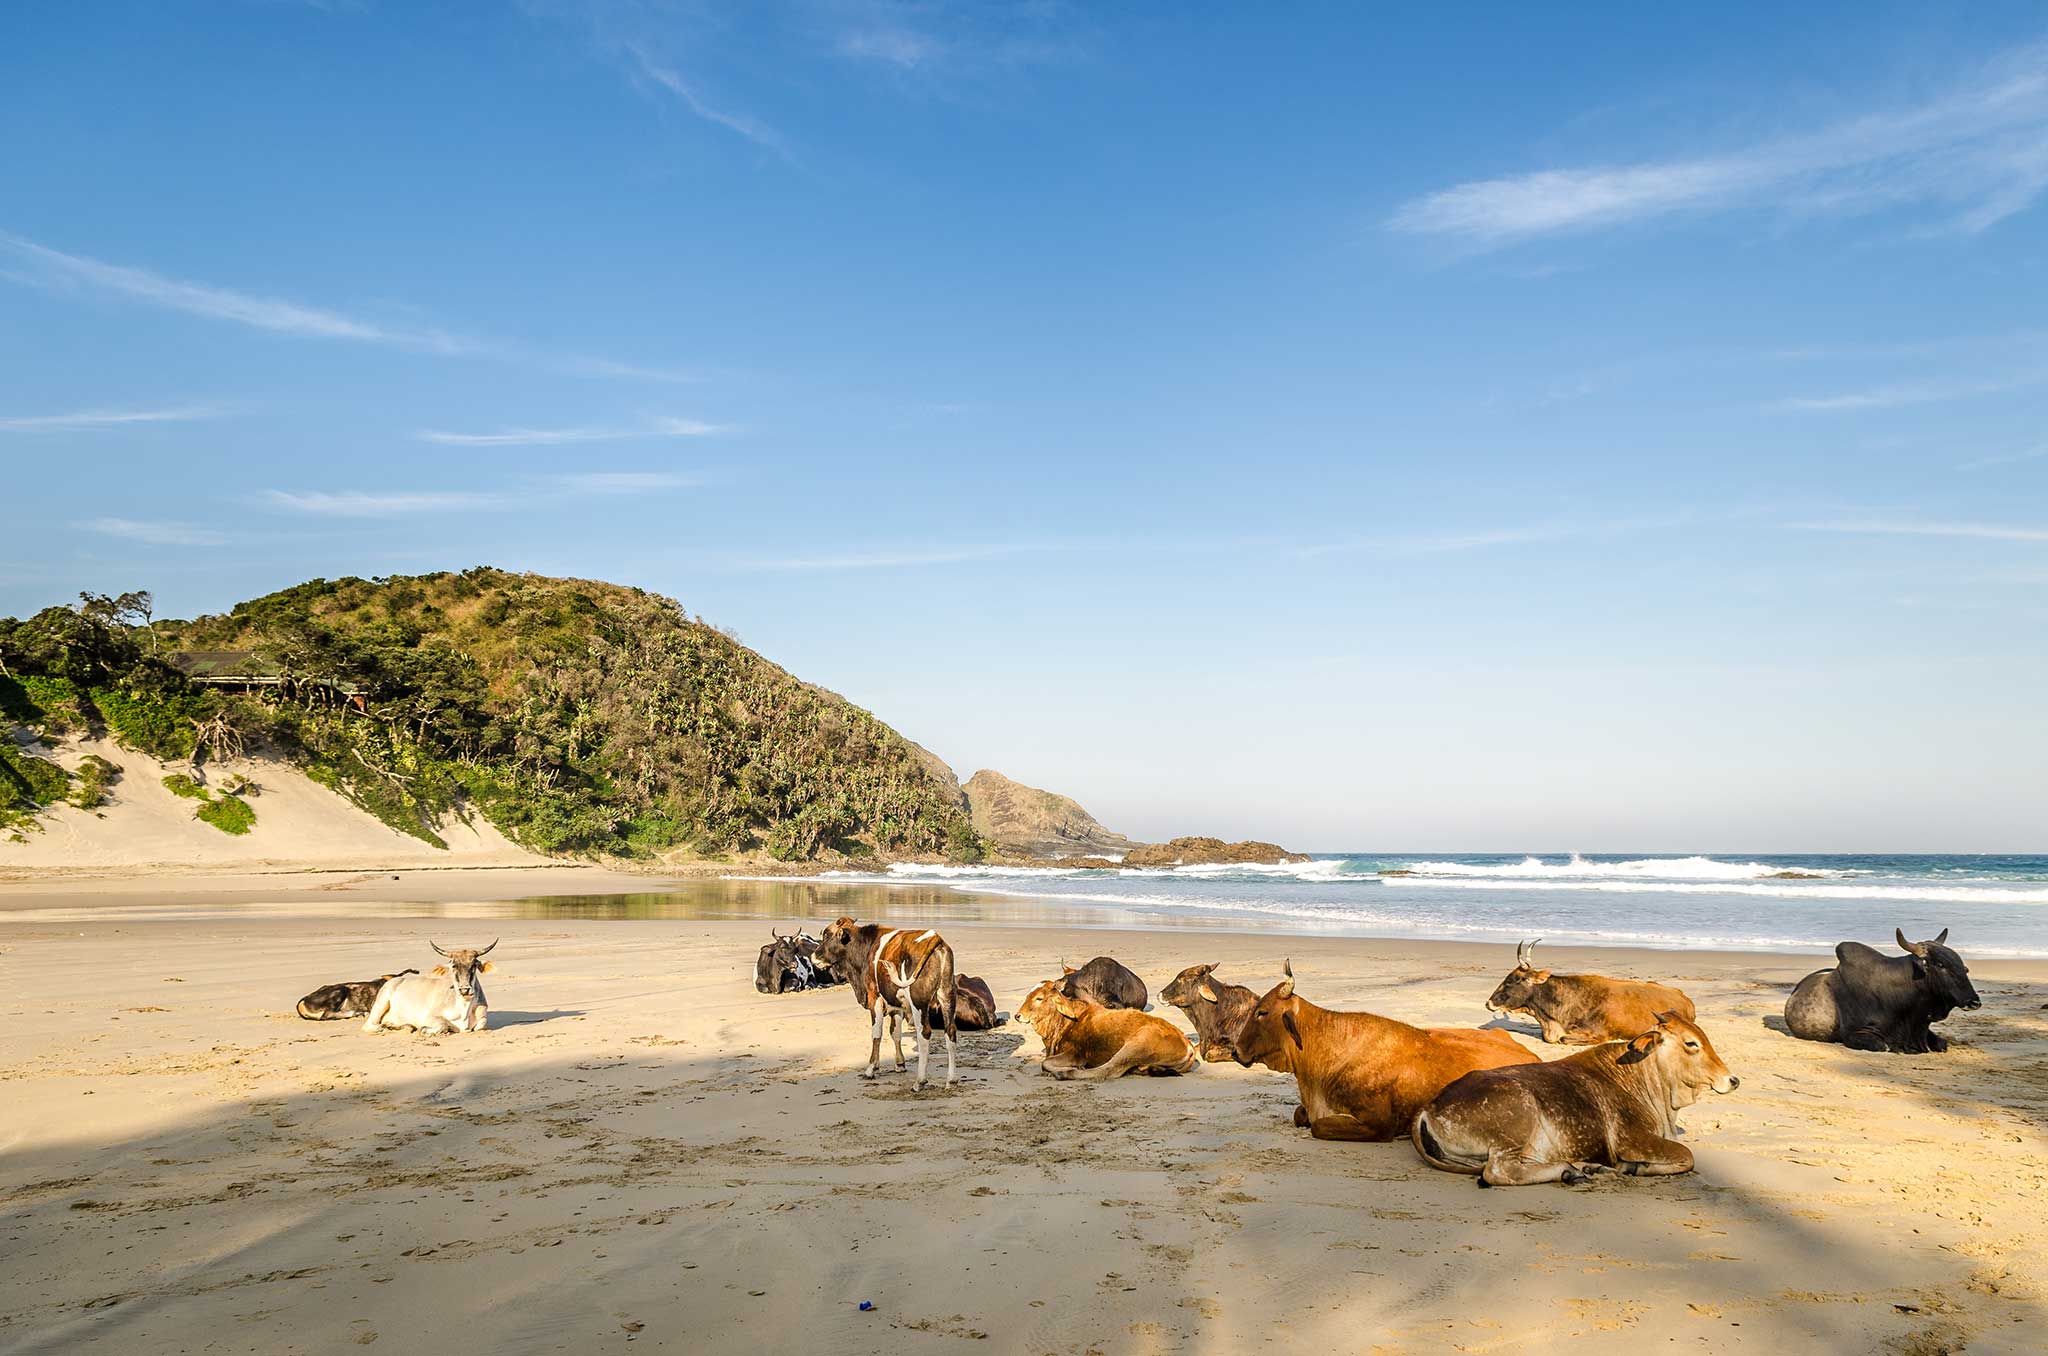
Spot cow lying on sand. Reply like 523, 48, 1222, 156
816, 917, 959, 1089
363, 941, 495, 1034
1160, 963, 1257, 1062
755, 928, 839, 994
1017, 979, 1196, 1079
1413, 1011, 1738, 1187
952, 975, 1007, 1031
298, 971, 415, 1020
1784, 928, 1980, 1053
1486, 939, 1697, 1044
1058, 956, 1148, 1010
1232, 961, 1536, 1141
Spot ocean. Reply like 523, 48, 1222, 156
799, 853, 2048, 957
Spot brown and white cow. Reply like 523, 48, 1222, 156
1016, 979, 1197, 1079
1485, 939, 1698, 1044
1230, 960, 1537, 1141
1413, 1011, 1738, 1187
816, 917, 959, 1089
1159, 962, 1257, 1063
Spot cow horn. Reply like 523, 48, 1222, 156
1896, 928, 1926, 957
478, 938, 499, 957
1516, 939, 1532, 967
430, 940, 450, 957
1276, 958, 1294, 999
1934, 927, 1948, 946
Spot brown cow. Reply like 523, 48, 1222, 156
1231, 960, 1537, 1141
1413, 1011, 1738, 1187
1159, 963, 1257, 1063
816, 917, 959, 1089
1485, 939, 1697, 1044
953, 975, 1007, 1031
1017, 979, 1197, 1080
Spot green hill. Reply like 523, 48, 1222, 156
0, 569, 984, 862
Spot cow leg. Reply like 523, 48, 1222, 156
1480, 1151, 1573, 1187
1616, 1136, 1694, 1176
1924, 1028, 1949, 1053
1040, 1053, 1083, 1077
1841, 1025, 1890, 1052
1306, 1113, 1396, 1142
468, 1004, 489, 1032
909, 1002, 929, 1090
1538, 1018, 1568, 1044
864, 999, 885, 1078
1293, 1105, 1310, 1128
888, 1010, 908, 1070
1049, 1044, 1148, 1080
360, 987, 391, 1034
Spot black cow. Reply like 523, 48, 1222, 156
1784, 928, 1981, 1053
1058, 956, 1148, 1011
952, 975, 1008, 1031
754, 928, 841, 994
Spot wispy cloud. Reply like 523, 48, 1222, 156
1391, 38, 2048, 244
0, 404, 226, 433
625, 43, 791, 157
1959, 443, 2048, 470
839, 27, 943, 69
1770, 368, 2048, 413
1793, 518, 2048, 544
729, 543, 1048, 572
416, 417, 728, 446
79, 517, 230, 547
1, 231, 702, 382
1293, 523, 1590, 559
260, 471, 700, 518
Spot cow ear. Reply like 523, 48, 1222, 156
1196, 982, 1220, 1002
1618, 1028, 1662, 1064
1282, 1009, 1303, 1049
1054, 997, 1087, 1020
1530, 970, 1551, 983
1062, 963, 1076, 975
479, 961, 494, 973
1654, 1009, 1678, 1025
431, 965, 449, 977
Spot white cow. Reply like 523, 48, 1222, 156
362, 940, 496, 1034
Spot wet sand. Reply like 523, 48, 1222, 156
2, 893, 2045, 1354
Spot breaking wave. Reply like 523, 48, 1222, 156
1394, 854, 1851, 881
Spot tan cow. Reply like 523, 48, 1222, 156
1413, 1011, 1738, 1187
1230, 960, 1537, 1141
1485, 939, 1697, 1044
1017, 979, 1197, 1080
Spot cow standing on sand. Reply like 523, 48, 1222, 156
1231, 960, 1537, 1141
816, 917, 960, 1089
1413, 1011, 1739, 1187
1017, 979, 1197, 1079
1057, 956, 1149, 1011
362, 941, 495, 1034
1486, 939, 1698, 1044
1784, 928, 1980, 1053
1160, 963, 1258, 1063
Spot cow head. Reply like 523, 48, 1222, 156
1485, 939, 1551, 1015
815, 917, 861, 973
1017, 977, 1089, 1043
429, 939, 496, 1000
1897, 928, 1980, 1013
1160, 963, 1221, 1010
1616, 1011, 1737, 1109
1230, 960, 1306, 1072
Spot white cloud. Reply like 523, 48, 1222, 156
626, 44, 790, 157
79, 517, 229, 546
0, 405, 225, 433
1770, 368, 2048, 413
553, 471, 699, 493
840, 28, 942, 69
1391, 39, 2048, 243
416, 417, 728, 446
1793, 519, 2048, 543
730, 544, 1042, 572
261, 471, 699, 518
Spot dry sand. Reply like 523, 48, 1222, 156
2, 892, 2045, 1354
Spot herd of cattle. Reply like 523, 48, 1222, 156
749, 919, 1983, 1188
282, 921, 1983, 1189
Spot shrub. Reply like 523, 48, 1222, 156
70, 754, 120, 810
162, 773, 207, 800
195, 794, 256, 835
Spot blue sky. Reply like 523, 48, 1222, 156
3, 2, 2044, 851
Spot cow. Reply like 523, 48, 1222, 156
1412, 1011, 1739, 1187
362, 940, 496, 1034
1784, 928, 1981, 1053
754, 928, 840, 994
1057, 955, 1148, 1010
815, 917, 959, 1089
1486, 939, 1698, 1044
953, 975, 1008, 1031
1016, 979, 1197, 1079
1159, 962, 1258, 1062
297, 970, 415, 1020
1230, 960, 1537, 1141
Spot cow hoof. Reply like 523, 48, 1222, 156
1292, 1106, 1310, 1128
915, 1081, 930, 1092
1475, 1175, 1492, 1189
1561, 1168, 1588, 1186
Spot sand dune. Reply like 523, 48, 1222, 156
1, 910, 2042, 1354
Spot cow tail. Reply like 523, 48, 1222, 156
916, 943, 957, 1043
1412, 1111, 1479, 1174
296, 999, 321, 1021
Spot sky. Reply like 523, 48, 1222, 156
3, 2, 2045, 852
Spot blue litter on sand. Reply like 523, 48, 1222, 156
859, 1302, 874, 1312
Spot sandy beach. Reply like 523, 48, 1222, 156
3, 875, 2045, 1355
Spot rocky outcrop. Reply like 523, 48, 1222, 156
1119, 836, 1309, 869
962, 770, 1132, 860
